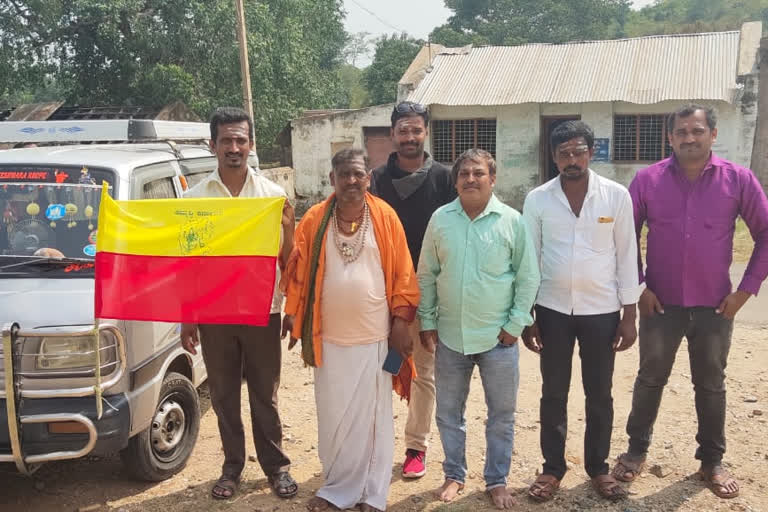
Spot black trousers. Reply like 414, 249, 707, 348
536, 305, 620, 479
626, 307, 732, 465
199, 313, 291, 478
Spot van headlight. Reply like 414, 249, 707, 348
36, 331, 118, 371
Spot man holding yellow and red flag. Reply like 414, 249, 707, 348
94, 107, 298, 501
182, 108, 296, 500
281, 148, 419, 512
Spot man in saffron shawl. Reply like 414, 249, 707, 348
281, 148, 419, 512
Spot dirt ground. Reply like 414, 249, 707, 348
1, 319, 767, 512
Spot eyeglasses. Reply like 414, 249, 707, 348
556, 145, 589, 160
394, 102, 427, 114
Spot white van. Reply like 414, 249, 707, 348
0, 120, 236, 480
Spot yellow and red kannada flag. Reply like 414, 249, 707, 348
94, 185, 284, 325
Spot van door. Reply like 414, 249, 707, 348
130, 161, 180, 200
125, 162, 181, 364
178, 156, 218, 191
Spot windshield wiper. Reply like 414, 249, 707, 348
0, 257, 94, 271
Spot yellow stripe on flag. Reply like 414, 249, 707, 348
96, 185, 284, 257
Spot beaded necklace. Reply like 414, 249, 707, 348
331, 201, 370, 264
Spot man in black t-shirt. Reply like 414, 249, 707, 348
370, 101, 456, 479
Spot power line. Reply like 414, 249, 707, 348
347, 0, 408, 35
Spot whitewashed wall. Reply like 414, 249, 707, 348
430, 97, 756, 209
290, 104, 392, 211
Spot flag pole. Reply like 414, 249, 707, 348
93, 181, 109, 419
235, 0, 255, 139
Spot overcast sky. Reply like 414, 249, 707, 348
344, 0, 658, 65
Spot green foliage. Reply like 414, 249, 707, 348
625, 0, 768, 36
430, 0, 632, 46
338, 65, 369, 109
429, 0, 766, 47
363, 34, 422, 105
0, 0, 347, 143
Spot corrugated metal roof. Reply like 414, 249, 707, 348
407, 31, 741, 106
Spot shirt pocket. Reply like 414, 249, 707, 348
478, 237, 511, 276
584, 220, 614, 252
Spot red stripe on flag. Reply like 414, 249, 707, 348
95, 253, 276, 325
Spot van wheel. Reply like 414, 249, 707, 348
120, 372, 200, 481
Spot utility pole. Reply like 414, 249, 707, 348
235, 0, 255, 138
750, 37, 768, 194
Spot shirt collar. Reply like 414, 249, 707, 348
669, 152, 720, 174
446, 193, 504, 219
205, 166, 257, 193
545, 168, 599, 196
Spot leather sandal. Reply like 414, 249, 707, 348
527, 474, 560, 502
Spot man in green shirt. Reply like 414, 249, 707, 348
418, 149, 540, 509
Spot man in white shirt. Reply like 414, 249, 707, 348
180, 107, 297, 501
522, 121, 639, 503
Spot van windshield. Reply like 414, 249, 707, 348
0, 165, 116, 259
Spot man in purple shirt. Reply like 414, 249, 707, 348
612, 105, 768, 499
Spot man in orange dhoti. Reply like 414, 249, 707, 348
281, 148, 419, 512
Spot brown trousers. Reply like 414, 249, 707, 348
199, 313, 290, 478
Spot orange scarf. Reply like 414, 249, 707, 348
281, 193, 420, 400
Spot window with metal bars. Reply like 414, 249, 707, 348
431, 119, 497, 163
613, 114, 672, 162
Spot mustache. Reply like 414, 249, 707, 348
564, 166, 582, 172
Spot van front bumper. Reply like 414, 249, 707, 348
0, 394, 130, 471
2, 322, 129, 474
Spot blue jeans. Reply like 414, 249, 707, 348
435, 340, 519, 490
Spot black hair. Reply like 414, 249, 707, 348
331, 148, 370, 171
451, 148, 496, 182
391, 101, 429, 128
550, 121, 595, 152
667, 104, 717, 133
209, 107, 254, 142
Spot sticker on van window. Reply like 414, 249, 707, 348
54, 170, 70, 183
83, 244, 97, 257
45, 204, 66, 220
79, 167, 95, 185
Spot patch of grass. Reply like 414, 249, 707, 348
639, 218, 754, 263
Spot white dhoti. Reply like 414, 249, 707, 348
314, 340, 394, 510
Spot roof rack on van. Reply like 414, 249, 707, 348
0, 119, 210, 144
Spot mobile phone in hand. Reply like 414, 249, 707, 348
382, 347, 404, 375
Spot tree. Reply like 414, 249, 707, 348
0, 0, 348, 143
625, 0, 768, 37
430, 0, 632, 46
338, 65, 369, 108
363, 34, 422, 105
343, 31, 372, 67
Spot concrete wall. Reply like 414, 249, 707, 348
290, 92, 758, 212
430, 94, 757, 209
291, 103, 393, 211
260, 166, 295, 201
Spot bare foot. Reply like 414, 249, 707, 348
307, 495, 333, 512
488, 487, 517, 509
435, 479, 464, 502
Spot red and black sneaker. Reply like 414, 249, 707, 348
402, 449, 427, 478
